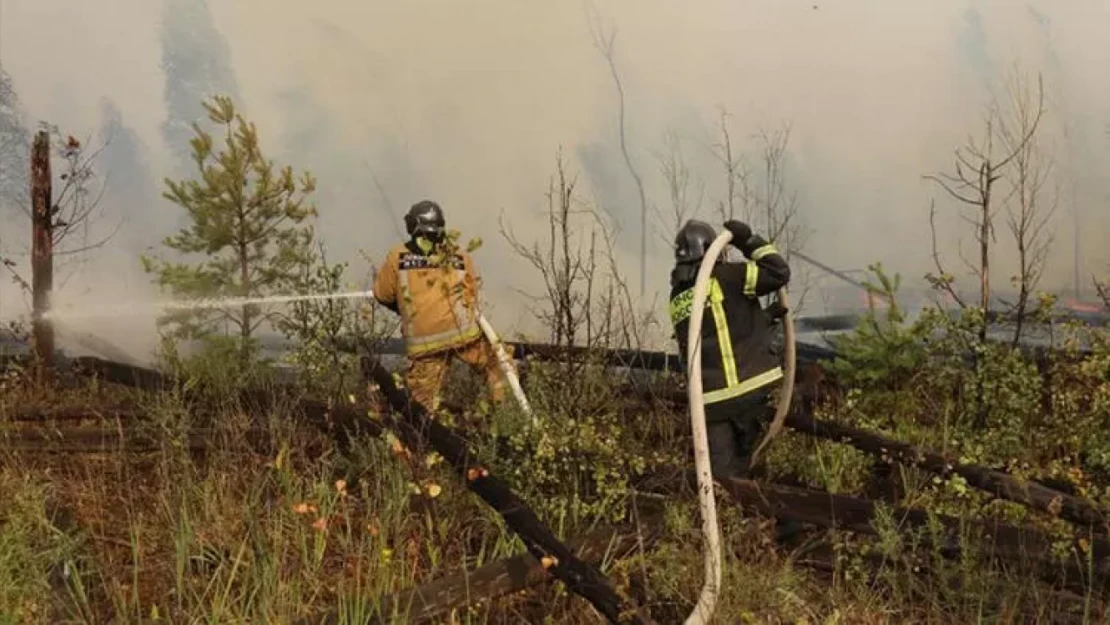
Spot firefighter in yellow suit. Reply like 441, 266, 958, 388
373, 200, 511, 413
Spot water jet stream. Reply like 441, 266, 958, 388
43, 288, 536, 421
43, 290, 378, 321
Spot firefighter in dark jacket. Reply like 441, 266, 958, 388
669, 219, 791, 479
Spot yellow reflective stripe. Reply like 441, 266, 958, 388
398, 273, 413, 335
709, 297, 738, 388
751, 244, 778, 260
406, 325, 481, 355
743, 262, 759, 296
668, 291, 689, 324
670, 279, 721, 325
703, 367, 784, 404
708, 279, 724, 303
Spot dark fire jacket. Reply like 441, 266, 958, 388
669, 235, 791, 405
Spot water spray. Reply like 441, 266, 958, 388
45, 287, 533, 419
43, 290, 379, 321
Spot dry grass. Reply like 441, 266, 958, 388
0, 362, 1104, 624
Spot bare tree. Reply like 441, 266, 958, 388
2, 124, 115, 300
754, 123, 804, 251
709, 108, 751, 223
499, 150, 654, 414
707, 112, 811, 308
924, 71, 1047, 345
363, 160, 405, 241
586, 4, 650, 298
652, 129, 705, 248
925, 70, 1050, 431
1096, 277, 1109, 312
997, 73, 1055, 347
500, 149, 600, 349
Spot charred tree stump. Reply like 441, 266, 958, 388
30, 130, 54, 374
366, 358, 655, 625
785, 410, 1108, 529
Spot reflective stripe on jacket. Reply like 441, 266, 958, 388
669, 238, 790, 406
373, 241, 482, 356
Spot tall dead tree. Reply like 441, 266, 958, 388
3, 126, 113, 317
587, 5, 649, 298
30, 130, 54, 371
711, 108, 748, 223
924, 70, 1048, 428
924, 73, 1045, 344
997, 74, 1053, 347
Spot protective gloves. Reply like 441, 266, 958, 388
723, 220, 752, 245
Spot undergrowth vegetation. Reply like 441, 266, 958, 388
2, 258, 1109, 623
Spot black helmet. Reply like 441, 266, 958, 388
674, 219, 716, 264
404, 200, 446, 240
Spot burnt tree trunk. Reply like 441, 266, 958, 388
785, 410, 1108, 529
30, 130, 54, 373
366, 358, 655, 625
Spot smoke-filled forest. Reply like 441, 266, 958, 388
1, 1, 1110, 623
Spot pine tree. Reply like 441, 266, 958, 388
97, 98, 158, 242
142, 95, 317, 367
160, 0, 240, 176
0, 66, 29, 218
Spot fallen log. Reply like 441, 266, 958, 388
357, 471, 1104, 624
1, 406, 146, 423
793, 542, 1097, 625
785, 410, 1109, 529
66, 356, 384, 441
655, 472, 1110, 594
366, 358, 656, 625
0, 425, 274, 454
70, 356, 170, 391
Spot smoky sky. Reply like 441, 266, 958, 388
0, 0, 1108, 358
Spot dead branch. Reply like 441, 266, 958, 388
498, 150, 599, 350
927, 200, 968, 309
652, 129, 704, 249
709, 108, 750, 222
756, 122, 801, 247
363, 160, 406, 240
586, 3, 650, 297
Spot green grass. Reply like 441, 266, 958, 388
1, 344, 1109, 623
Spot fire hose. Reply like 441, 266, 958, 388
683, 230, 796, 624
476, 314, 535, 423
